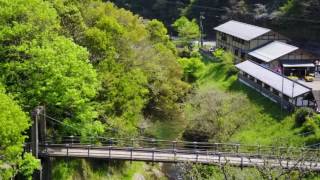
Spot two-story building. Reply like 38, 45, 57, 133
214, 20, 287, 62
214, 20, 320, 112
248, 41, 316, 77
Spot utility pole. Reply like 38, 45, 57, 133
199, 12, 205, 48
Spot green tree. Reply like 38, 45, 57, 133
96, 59, 149, 137
0, 0, 103, 137
0, 0, 60, 61
178, 57, 205, 82
0, 85, 40, 179
146, 19, 176, 54
172, 16, 200, 47
52, 0, 190, 136
183, 88, 254, 142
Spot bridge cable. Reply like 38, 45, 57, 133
42, 113, 78, 131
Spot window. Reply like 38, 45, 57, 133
272, 88, 279, 96
249, 75, 255, 81
234, 49, 239, 56
241, 52, 246, 59
232, 36, 245, 44
283, 95, 289, 101
257, 80, 262, 86
221, 33, 227, 41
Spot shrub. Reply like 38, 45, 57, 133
301, 118, 319, 134
212, 48, 224, 60
183, 88, 254, 142
294, 107, 314, 127
226, 66, 239, 78
178, 57, 205, 82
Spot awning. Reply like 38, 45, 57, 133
283, 63, 315, 68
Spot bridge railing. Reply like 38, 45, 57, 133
37, 135, 320, 161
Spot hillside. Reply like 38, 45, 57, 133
0, 0, 319, 179
196, 58, 317, 146
111, 0, 320, 43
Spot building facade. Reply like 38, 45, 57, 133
248, 41, 317, 76
214, 20, 320, 112
214, 20, 288, 62
236, 61, 316, 111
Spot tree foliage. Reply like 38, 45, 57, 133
0, 85, 39, 179
113, 0, 320, 41
178, 57, 205, 82
0, 0, 190, 178
146, 19, 176, 54
172, 16, 200, 46
0, 0, 103, 138
49, 0, 189, 137
183, 88, 254, 142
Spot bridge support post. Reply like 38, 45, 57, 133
41, 157, 52, 180
31, 106, 45, 180
152, 149, 155, 165
87, 145, 91, 157
108, 145, 111, 159
130, 147, 133, 163
240, 156, 243, 170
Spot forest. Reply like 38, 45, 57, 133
112, 0, 320, 42
0, 0, 320, 179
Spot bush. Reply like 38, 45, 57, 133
183, 88, 254, 142
294, 107, 314, 127
301, 118, 319, 134
212, 48, 224, 60
178, 57, 205, 82
226, 66, 239, 78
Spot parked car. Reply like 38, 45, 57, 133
304, 76, 314, 82
209, 47, 215, 53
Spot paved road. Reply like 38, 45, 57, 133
40, 146, 320, 171
193, 40, 216, 47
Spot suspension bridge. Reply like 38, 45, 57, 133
26, 107, 320, 179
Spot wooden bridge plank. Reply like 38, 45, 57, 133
39, 146, 320, 171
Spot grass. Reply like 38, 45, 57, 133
196, 59, 313, 147
146, 55, 315, 146
52, 160, 164, 180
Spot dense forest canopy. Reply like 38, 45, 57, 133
111, 0, 320, 43
0, 0, 190, 177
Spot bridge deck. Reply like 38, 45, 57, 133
39, 145, 320, 171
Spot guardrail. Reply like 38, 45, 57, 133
29, 136, 320, 162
